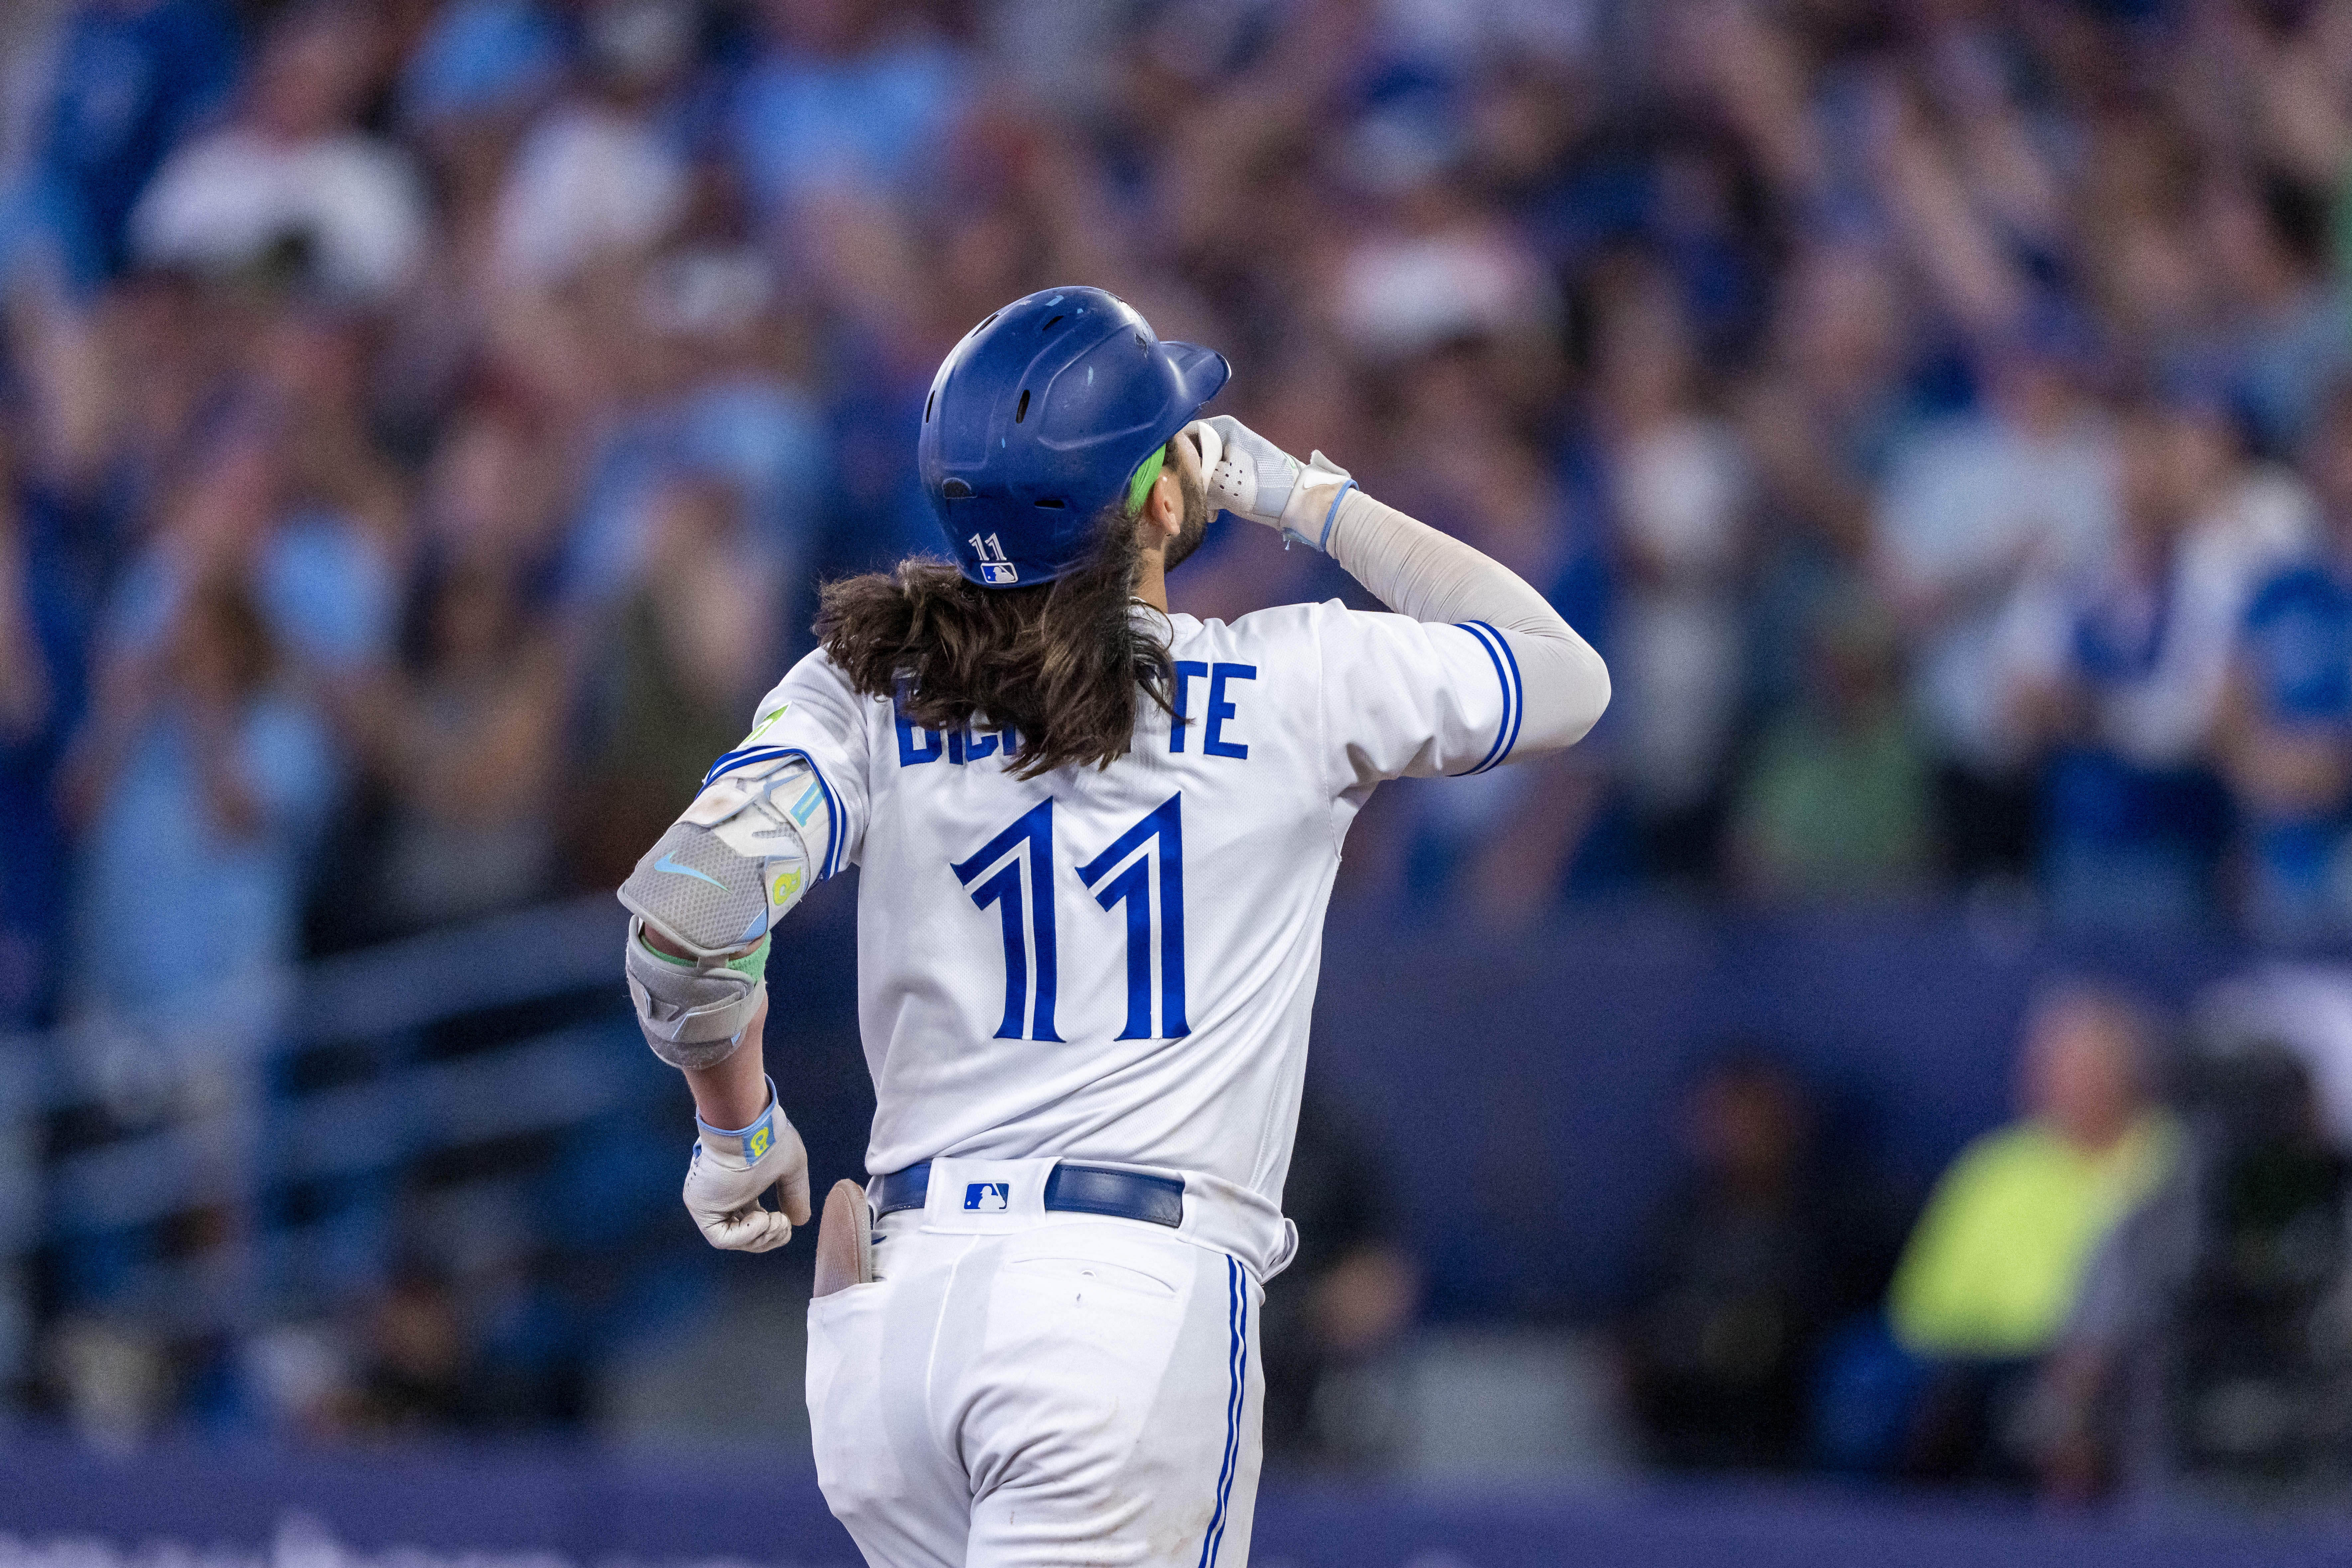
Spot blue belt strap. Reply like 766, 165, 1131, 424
872, 1161, 1186, 1228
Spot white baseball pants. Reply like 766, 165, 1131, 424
806, 1209, 1263, 1568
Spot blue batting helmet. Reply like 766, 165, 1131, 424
919, 287, 1230, 588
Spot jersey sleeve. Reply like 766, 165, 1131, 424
700, 650, 874, 879
1312, 602, 1521, 788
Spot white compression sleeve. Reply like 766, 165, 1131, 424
1323, 486, 1611, 755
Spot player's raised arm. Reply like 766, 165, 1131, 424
1192, 416, 1611, 756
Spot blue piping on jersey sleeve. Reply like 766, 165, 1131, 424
701, 743, 797, 788
1468, 619, 1525, 768
695, 743, 847, 879
1453, 621, 1521, 775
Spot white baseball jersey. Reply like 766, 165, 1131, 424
753, 600, 1523, 1279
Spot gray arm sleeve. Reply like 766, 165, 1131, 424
1324, 486, 1611, 755
618, 752, 827, 1070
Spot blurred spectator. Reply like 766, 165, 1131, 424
40, 1315, 171, 1450
1886, 985, 2175, 1478
91, 418, 397, 746
557, 248, 823, 620
569, 475, 776, 887
1740, 245, 1915, 566
2, 0, 241, 291
2221, 387, 2352, 936
128, 2, 424, 303
730, 0, 972, 224
1873, 327, 2114, 885
0, 433, 86, 1027
1260, 1083, 1417, 1469
397, 0, 566, 131
641, 248, 829, 577
416, 399, 566, 580
250, 308, 409, 691
1621, 1055, 1899, 1472
491, 0, 693, 290
2189, 171, 2349, 461
1738, 246, 1917, 716
1892, 986, 2173, 1358
1729, 589, 1932, 900
369, 564, 561, 933
351, 1268, 470, 1432
1594, 263, 1750, 879
2002, 396, 2307, 927
2039, 1038, 2352, 1502
61, 572, 334, 1015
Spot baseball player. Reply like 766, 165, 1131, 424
615, 287, 1609, 1567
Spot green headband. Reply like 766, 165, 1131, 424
1124, 444, 1168, 516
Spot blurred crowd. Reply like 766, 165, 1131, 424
1622, 975, 2352, 1506
8, 0, 2352, 1491
8, 0, 2352, 1035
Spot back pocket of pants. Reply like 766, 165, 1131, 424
999, 1252, 1181, 1301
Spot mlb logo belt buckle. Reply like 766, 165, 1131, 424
875, 1161, 1185, 1228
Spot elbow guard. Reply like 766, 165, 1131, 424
618, 752, 828, 1069
625, 921, 770, 1069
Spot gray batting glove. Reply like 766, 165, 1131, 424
1190, 416, 1355, 553
684, 1078, 812, 1252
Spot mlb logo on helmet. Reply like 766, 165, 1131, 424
964, 1182, 1011, 1212
980, 562, 1019, 585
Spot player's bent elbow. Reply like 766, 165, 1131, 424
1562, 643, 1611, 744
1510, 636, 1609, 758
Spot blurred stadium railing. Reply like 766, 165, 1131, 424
0, 897, 649, 1356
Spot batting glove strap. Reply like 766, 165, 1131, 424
1281, 469, 1356, 555
694, 1076, 783, 1169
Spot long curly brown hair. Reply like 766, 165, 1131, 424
815, 484, 1180, 780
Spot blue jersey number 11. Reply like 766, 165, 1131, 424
1078, 794, 1188, 1040
953, 793, 1188, 1042
951, 798, 1061, 1041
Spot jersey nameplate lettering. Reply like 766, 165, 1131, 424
896, 687, 1024, 768
1170, 662, 1255, 757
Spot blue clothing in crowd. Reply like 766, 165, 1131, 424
75, 696, 335, 1016
13, 0, 241, 287
103, 512, 397, 675
2237, 560, 2352, 927
0, 492, 91, 1028
397, 0, 567, 126
731, 35, 970, 216
2040, 561, 2231, 926
559, 377, 830, 611
2241, 563, 2352, 724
